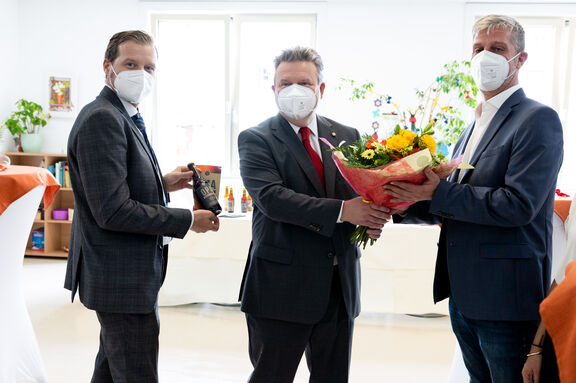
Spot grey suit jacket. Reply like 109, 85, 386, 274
238, 113, 361, 324
64, 86, 192, 314
401, 89, 564, 321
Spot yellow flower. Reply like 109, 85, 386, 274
398, 129, 417, 141
371, 141, 385, 152
420, 134, 436, 153
361, 149, 375, 159
386, 135, 412, 151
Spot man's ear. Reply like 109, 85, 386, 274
517, 51, 528, 69
319, 82, 326, 98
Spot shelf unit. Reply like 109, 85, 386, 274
6, 152, 72, 258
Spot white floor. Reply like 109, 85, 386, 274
23, 258, 457, 382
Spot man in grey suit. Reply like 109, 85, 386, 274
64, 30, 219, 382
385, 15, 563, 382
238, 47, 391, 383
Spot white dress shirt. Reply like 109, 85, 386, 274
458, 85, 521, 182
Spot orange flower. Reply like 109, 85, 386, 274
366, 139, 378, 149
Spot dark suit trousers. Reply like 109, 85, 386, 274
91, 308, 160, 383
246, 267, 354, 383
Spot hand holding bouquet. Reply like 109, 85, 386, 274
321, 124, 462, 248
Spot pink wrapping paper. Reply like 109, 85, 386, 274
321, 138, 462, 209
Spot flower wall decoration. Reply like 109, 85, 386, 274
338, 60, 478, 155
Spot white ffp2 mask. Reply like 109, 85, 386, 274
110, 65, 155, 104
471, 50, 521, 92
277, 84, 318, 120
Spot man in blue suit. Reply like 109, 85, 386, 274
385, 15, 563, 383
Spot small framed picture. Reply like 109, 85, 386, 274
49, 76, 74, 117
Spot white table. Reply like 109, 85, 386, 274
159, 215, 447, 315
0, 185, 48, 383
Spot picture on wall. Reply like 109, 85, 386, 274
49, 76, 73, 112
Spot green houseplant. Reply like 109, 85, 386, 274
1, 99, 50, 152
338, 60, 478, 155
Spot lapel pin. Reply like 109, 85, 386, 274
331, 132, 336, 137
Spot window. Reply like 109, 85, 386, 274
150, 14, 316, 182
517, 17, 576, 193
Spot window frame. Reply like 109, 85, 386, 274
149, 12, 317, 178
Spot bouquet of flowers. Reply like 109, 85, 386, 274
321, 124, 462, 248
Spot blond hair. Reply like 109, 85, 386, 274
473, 15, 525, 53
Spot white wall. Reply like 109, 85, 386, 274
0, 0, 19, 152
5, 0, 471, 154
3, 0, 575, 159
13, 0, 147, 153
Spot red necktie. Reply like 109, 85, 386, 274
299, 127, 324, 187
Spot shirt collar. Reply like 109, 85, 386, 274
288, 114, 318, 138
105, 84, 139, 117
485, 84, 522, 110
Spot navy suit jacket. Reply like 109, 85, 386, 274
402, 89, 563, 321
64, 87, 192, 314
238, 114, 360, 324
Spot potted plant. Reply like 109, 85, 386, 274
1, 99, 50, 152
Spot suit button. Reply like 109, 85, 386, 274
449, 242, 455, 246
327, 252, 334, 258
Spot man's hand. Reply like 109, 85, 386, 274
191, 210, 220, 233
341, 197, 391, 229
366, 228, 383, 240
384, 167, 440, 203
163, 166, 194, 193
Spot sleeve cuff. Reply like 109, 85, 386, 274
336, 201, 344, 223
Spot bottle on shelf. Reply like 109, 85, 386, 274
223, 186, 229, 211
187, 163, 222, 215
247, 192, 253, 212
241, 188, 248, 213
228, 187, 235, 213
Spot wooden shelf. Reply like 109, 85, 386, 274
7, 152, 73, 259
25, 249, 69, 258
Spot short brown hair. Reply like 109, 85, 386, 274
105, 30, 155, 63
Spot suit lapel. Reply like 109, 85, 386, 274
271, 114, 326, 197
448, 122, 475, 182
460, 89, 525, 184
99, 87, 168, 203
318, 116, 338, 198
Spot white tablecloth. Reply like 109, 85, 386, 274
159, 215, 446, 315
0, 185, 47, 383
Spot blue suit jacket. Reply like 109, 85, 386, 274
238, 114, 361, 324
403, 89, 563, 321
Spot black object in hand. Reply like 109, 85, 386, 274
187, 163, 222, 215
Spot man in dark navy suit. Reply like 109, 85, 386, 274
386, 15, 563, 383
238, 47, 390, 383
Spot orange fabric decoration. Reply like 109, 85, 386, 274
0, 165, 60, 215
541, 260, 576, 383
554, 199, 572, 223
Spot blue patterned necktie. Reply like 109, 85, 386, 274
131, 112, 167, 205
131, 113, 160, 168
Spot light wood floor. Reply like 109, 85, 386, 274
23, 258, 457, 382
